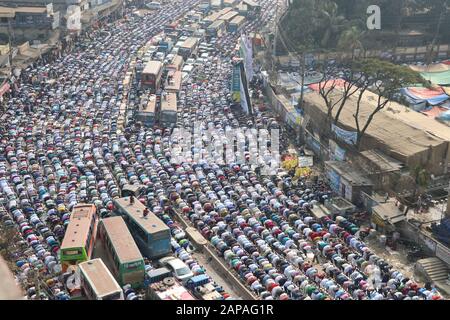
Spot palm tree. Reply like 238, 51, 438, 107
318, 0, 348, 48
337, 26, 365, 59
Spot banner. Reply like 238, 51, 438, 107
239, 34, 254, 82
240, 74, 249, 114
298, 156, 313, 167
238, 61, 253, 115
231, 63, 241, 102
306, 134, 321, 154
332, 124, 357, 145
329, 139, 346, 161
327, 169, 341, 192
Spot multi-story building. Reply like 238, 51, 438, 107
0, 4, 60, 43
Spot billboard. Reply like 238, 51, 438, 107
239, 34, 254, 82
238, 61, 253, 115
231, 62, 241, 102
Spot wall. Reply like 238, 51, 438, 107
397, 221, 450, 267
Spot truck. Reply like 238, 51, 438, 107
185, 274, 227, 300
146, 267, 196, 300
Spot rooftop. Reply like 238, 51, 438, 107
360, 149, 405, 173
142, 60, 162, 75
114, 197, 169, 234
208, 19, 225, 29
219, 11, 238, 21
61, 204, 96, 250
181, 37, 198, 49
230, 15, 245, 25
79, 259, 121, 296
100, 216, 143, 263
165, 70, 182, 92
304, 90, 448, 158
161, 92, 177, 112
372, 201, 406, 225
326, 161, 374, 187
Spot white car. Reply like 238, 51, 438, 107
158, 257, 193, 284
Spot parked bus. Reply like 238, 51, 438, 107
141, 60, 163, 93
98, 216, 145, 288
207, 20, 226, 37
79, 259, 124, 300
167, 55, 184, 71
178, 37, 199, 60
160, 92, 178, 127
113, 197, 171, 259
165, 70, 182, 95
60, 204, 98, 272
135, 94, 157, 127
228, 15, 245, 33
219, 11, 239, 24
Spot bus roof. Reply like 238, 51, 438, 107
114, 197, 169, 235
61, 204, 96, 250
166, 71, 182, 92
100, 216, 143, 264
139, 95, 157, 113
181, 37, 198, 50
208, 20, 225, 29
142, 60, 163, 75
79, 259, 121, 297
219, 11, 239, 21
203, 11, 222, 23
161, 92, 177, 112
230, 15, 245, 25
168, 55, 184, 70
217, 7, 233, 16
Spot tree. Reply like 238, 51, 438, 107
349, 59, 426, 149
317, 0, 349, 48
316, 60, 364, 135
337, 26, 365, 59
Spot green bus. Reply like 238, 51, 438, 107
98, 216, 145, 288
60, 204, 98, 273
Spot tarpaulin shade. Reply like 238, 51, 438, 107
421, 106, 448, 118
308, 79, 347, 92
400, 87, 449, 106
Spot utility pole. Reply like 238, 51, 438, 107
299, 52, 305, 109
426, 10, 445, 70
7, 17, 14, 73
272, 0, 279, 74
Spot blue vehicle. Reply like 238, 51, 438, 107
113, 197, 171, 259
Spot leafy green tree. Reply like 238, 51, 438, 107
349, 59, 426, 148
337, 26, 365, 58
317, 0, 349, 48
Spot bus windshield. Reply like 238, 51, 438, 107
161, 111, 177, 123
102, 292, 122, 300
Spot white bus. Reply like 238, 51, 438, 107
78, 259, 124, 300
